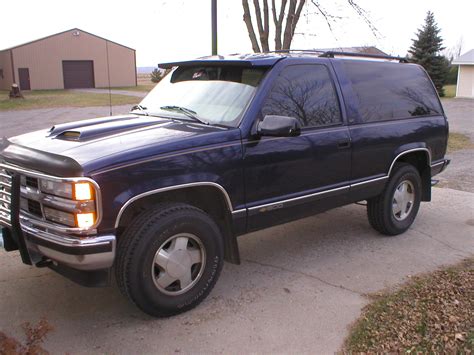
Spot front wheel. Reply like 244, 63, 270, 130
115, 203, 224, 317
367, 163, 422, 235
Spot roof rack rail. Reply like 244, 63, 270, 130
319, 51, 409, 63
264, 49, 326, 54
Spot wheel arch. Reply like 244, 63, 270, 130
115, 182, 240, 264
389, 147, 432, 201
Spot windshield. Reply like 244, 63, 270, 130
136, 66, 267, 127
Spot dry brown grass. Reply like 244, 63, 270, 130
448, 132, 474, 153
0, 318, 53, 354
344, 258, 474, 353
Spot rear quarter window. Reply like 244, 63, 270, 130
342, 61, 443, 123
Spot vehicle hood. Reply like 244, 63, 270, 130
1, 114, 240, 176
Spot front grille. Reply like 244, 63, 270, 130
0, 168, 13, 227
27, 199, 42, 217
25, 176, 39, 189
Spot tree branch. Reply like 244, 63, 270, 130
243, 0, 262, 52
263, 0, 270, 51
282, 0, 298, 50
253, 0, 270, 51
346, 0, 380, 38
272, 0, 288, 50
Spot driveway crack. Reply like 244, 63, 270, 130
243, 258, 365, 297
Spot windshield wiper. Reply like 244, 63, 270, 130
131, 104, 149, 115
160, 105, 209, 125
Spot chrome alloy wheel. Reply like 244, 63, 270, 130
152, 233, 206, 296
392, 180, 415, 221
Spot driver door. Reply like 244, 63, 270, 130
243, 64, 352, 231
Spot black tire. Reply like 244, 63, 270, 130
367, 163, 422, 236
115, 203, 224, 317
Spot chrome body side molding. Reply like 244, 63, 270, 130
114, 148, 436, 225
115, 182, 235, 228
388, 148, 431, 176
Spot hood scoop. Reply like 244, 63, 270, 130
50, 115, 169, 141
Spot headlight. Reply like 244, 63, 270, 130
31, 179, 99, 229
40, 180, 94, 201
40, 180, 73, 199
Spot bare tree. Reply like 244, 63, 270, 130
443, 37, 464, 62
243, 0, 378, 52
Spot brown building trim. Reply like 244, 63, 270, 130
1, 28, 135, 52
10, 50, 15, 83
133, 50, 138, 87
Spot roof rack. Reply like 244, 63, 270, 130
264, 49, 326, 54
319, 51, 409, 63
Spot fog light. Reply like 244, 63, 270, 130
74, 182, 93, 201
76, 213, 95, 229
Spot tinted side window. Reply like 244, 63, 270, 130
342, 61, 443, 122
262, 64, 341, 128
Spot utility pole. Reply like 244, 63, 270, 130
211, 0, 217, 55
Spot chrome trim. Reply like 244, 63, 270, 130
430, 161, 445, 168
0, 162, 102, 234
0, 167, 12, 228
20, 186, 96, 213
115, 182, 234, 228
248, 185, 349, 212
0, 217, 11, 227
244, 149, 432, 214
231, 208, 246, 216
350, 175, 388, 188
20, 213, 97, 235
21, 223, 114, 248
22, 223, 116, 270
388, 148, 431, 177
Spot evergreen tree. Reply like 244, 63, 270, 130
150, 68, 163, 83
408, 11, 449, 96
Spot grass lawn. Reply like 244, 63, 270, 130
344, 258, 474, 353
448, 132, 474, 152
0, 90, 140, 111
111, 84, 156, 92
443, 84, 456, 98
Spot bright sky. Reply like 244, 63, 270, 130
0, 0, 472, 66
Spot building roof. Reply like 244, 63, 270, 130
314, 46, 388, 55
0, 28, 135, 52
452, 49, 474, 65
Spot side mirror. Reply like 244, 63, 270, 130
257, 115, 301, 137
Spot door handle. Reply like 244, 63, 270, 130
337, 141, 351, 149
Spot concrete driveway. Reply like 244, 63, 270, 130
0, 98, 473, 353
438, 98, 474, 193
0, 188, 472, 353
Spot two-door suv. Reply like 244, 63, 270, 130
0, 51, 449, 316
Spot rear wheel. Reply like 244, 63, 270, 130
115, 203, 224, 317
367, 163, 422, 235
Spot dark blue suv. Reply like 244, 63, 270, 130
0, 52, 450, 316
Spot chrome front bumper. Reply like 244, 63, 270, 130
20, 219, 116, 270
